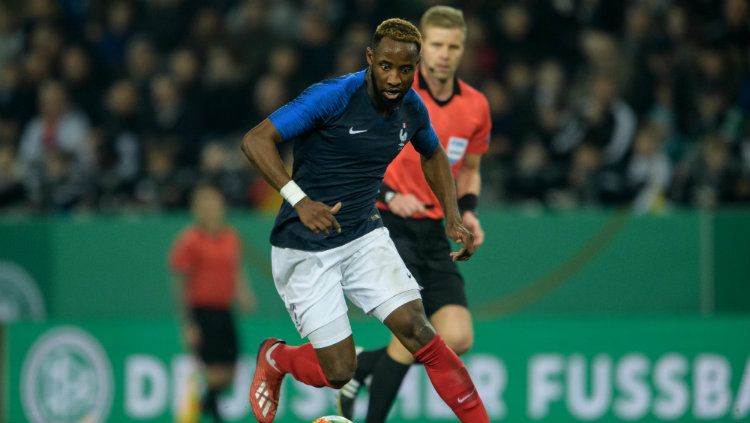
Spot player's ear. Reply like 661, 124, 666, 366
366, 46, 373, 66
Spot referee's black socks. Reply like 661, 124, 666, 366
365, 353, 411, 423
203, 388, 223, 422
353, 347, 386, 383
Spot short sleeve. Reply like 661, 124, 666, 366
408, 92, 439, 157
169, 231, 194, 274
268, 71, 364, 141
467, 95, 492, 155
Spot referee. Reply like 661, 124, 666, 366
169, 183, 256, 422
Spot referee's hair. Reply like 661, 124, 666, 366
420, 5, 467, 33
191, 180, 223, 203
372, 18, 422, 52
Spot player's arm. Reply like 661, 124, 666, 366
168, 234, 191, 321
455, 153, 485, 247
234, 271, 256, 314
240, 119, 341, 234
167, 236, 200, 351
240, 119, 290, 192
420, 147, 475, 261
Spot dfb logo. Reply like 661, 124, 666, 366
21, 326, 114, 423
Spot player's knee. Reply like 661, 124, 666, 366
397, 318, 436, 351
321, 355, 356, 388
442, 331, 473, 356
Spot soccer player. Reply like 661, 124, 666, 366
169, 183, 256, 422
336, 7, 491, 421
240, 18, 489, 423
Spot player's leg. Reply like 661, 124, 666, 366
430, 304, 473, 354
359, 305, 473, 422
249, 245, 357, 422
193, 308, 240, 422
260, 318, 357, 388
364, 218, 474, 422
337, 215, 422, 418
342, 228, 489, 423
204, 365, 234, 422
381, 299, 488, 423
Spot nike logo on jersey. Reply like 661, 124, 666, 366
457, 389, 475, 404
349, 127, 368, 134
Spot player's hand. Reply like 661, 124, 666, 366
462, 211, 484, 248
445, 218, 475, 261
388, 193, 427, 218
183, 322, 201, 352
295, 197, 342, 235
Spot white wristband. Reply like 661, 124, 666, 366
280, 180, 306, 206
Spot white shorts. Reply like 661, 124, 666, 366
271, 227, 421, 345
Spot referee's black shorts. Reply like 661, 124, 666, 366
381, 211, 468, 317
190, 307, 239, 365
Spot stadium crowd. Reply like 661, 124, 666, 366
0, 0, 748, 214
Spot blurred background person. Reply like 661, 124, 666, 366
169, 183, 256, 423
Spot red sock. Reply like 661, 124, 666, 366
270, 342, 334, 388
413, 335, 490, 423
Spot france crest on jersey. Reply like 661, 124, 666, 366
268, 70, 440, 251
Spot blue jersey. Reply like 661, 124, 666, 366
268, 70, 440, 251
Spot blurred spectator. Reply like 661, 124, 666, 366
92, 0, 135, 68
18, 80, 91, 174
0, 143, 25, 207
134, 142, 193, 210
25, 150, 90, 212
169, 47, 202, 101
504, 137, 559, 207
550, 143, 604, 208
198, 141, 252, 207
100, 79, 141, 191
0, 63, 34, 138
141, 0, 194, 53
248, 74, 287, 126
60, 44, 102, 123
493, 2, 537, 67
201, 45, 250, 137
29, 22, 62, 63
188, 6, 226, 54
226, 0, 273, 81
672, 134, 742, 208
553, 73, 637, 167
625, 124, 672, 214
144, 74, 202, 165
125, 36, 159, 90
0, 3, 24, 66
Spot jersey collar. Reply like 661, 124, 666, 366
416, 70, 461, 107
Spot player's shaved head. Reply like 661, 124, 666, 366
420, 5, 467, 33
372, 18, 422, 53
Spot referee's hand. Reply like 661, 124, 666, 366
446, 219, 475, 261
388, 193, 427, 217
295, 197, 342, 235
183, 322, 201, 352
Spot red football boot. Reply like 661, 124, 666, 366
249, 338, 286, 422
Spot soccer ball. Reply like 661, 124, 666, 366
312, 416, 353, 423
